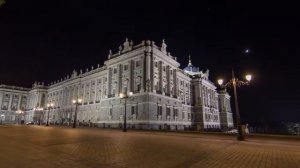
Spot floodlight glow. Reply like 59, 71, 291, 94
245, 74, 252, 81
218, 79, 223, 85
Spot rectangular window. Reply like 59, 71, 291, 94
157, 106, 162, 116
131, 106, 135, 115
166, 107, 170, 116
136, 60, 141, 67
124, 65, 128, 71
137, 84, 141, 91
114, 68, 117, 74
174, 109, 178, 117
155, 62, 158, 67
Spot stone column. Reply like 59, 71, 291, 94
159, 61, 163, 93
82, 83, 86, 104
8, 93, 13, 111
129, 60, 134, 92
101, 78, 104, 99
17, 94, 22, 110
107, 68, 112, 97
118, 64, 123, 94
0, 92, 3, 108
183, 81, 186, 104
173, 70, 177, 97
166, 66, 170, 95
145, 41, 151, 92
150, 55, 154, 92
94, 81, 97, 103
146, 53, 151, 81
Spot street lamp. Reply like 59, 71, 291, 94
72, 98, 82, 128
218, 70, 252, 140
16, 110, 24, 124
46, 103, 54, 126
119, 91, 133, 132
0, 114, 4, 125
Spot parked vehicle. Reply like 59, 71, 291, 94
225, 129, 238, 134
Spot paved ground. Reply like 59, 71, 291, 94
0, 125, 299, 168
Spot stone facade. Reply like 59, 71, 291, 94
0, 39, 234, 130
0, 85, 29, 123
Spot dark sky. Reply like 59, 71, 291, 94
0, 0, 299, 123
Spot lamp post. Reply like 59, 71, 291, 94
72, 98, 82, 128
16, 110, 24, 124
119, 91, 133, 132
218, 70, 252, 140
0, 114, 4, 125
46, 103, 54, 126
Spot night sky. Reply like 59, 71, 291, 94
0, 1, 299, 124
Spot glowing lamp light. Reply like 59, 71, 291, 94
129, 92, 133, 96
119, 93, 124, 98
245, 74, 252, 82
47, 103, 54, 107
17, 110, 23, 114
73, 98, 82, 104
217, 79, 223, 85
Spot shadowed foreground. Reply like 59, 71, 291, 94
0, 125, 299, 168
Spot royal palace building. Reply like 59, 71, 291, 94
0, 39, 234, 130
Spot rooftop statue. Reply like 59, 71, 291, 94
161, 39, 167, 54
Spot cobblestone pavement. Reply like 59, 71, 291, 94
0, 125, 299, 168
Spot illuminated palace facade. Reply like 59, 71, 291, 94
0, 39, 233, 130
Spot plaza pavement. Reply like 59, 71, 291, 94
0, 125, 299, 168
